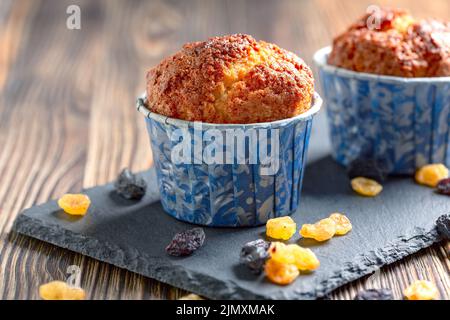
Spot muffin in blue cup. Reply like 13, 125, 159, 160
314, 8, 450, 174
138, 34, 321, 227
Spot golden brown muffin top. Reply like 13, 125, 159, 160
328, 8, 450, 77
146, 34, 314, 124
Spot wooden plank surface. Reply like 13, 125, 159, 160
0, 0, 448, 300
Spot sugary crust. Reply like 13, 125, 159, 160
328, 8, 450, 77
146, 34, 314, 123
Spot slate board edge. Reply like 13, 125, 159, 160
12, 214, 266, 300
12, 211, 443, 300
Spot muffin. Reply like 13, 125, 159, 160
314, 8, 450, 174
146, 34, 314, 124
138, 34, 322, 227
328, 8, 450, 77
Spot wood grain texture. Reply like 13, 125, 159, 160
0, 0, 448, 300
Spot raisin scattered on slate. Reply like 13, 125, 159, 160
264, 258, 299, 285
166, 228, 206, 256
329, 213, 352, 235
266, 216, 297, 240
415, 164, 449, 188
436, 178, 450, 196
114, 168, 147, 200
353, 288, 393, 300
269, 242, 295, 264
436, 214, 450, 239
300, 218, 336, 242
347, 158, 388, 183
290, 246, 320, 271
239, 239, 271, 274
270, 242, 320, 271
58, 194, 91, 216
351, 177, 383, 197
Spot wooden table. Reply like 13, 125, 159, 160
0, 0, 448, 300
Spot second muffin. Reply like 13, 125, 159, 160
315, 8, 450, 174
328, 8, 450, 77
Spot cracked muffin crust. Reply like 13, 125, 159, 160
146, 34, 314, 124
328, 8, 450, 77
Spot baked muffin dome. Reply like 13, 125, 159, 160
328, 8, 450, 77
146, 34, 314, 124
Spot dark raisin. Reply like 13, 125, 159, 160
436, 178, 450, 196
166, 228, 206, 256
114, 168, 147, 200
347, 158, 388, 183
354, 288, 394, 300
436, 214, 450, 240
239, 239, 271, 274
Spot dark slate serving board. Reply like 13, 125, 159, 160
11, 112, 449, 299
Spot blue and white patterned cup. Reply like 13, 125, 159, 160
137, 93, 322, 227
314, 47, 450, 175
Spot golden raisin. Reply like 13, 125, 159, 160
404, 280, 439, 300
300, 218, 336, 242
351, 177, 383, 197
266, 216, 296, 240
329, 213, 352, 235
269, 242, 320, 271
264, 258, 299, 285
415, 164, 449, 188
269, 242, 295, 264
179, 293, 204, 300
288, 245, 320, 271
58, 194, 91, 216
39, 281, 86, 300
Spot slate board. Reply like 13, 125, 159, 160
11, 112, 449, 300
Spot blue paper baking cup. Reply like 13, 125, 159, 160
314, 47, 450, 175
137, 93, 322, 227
